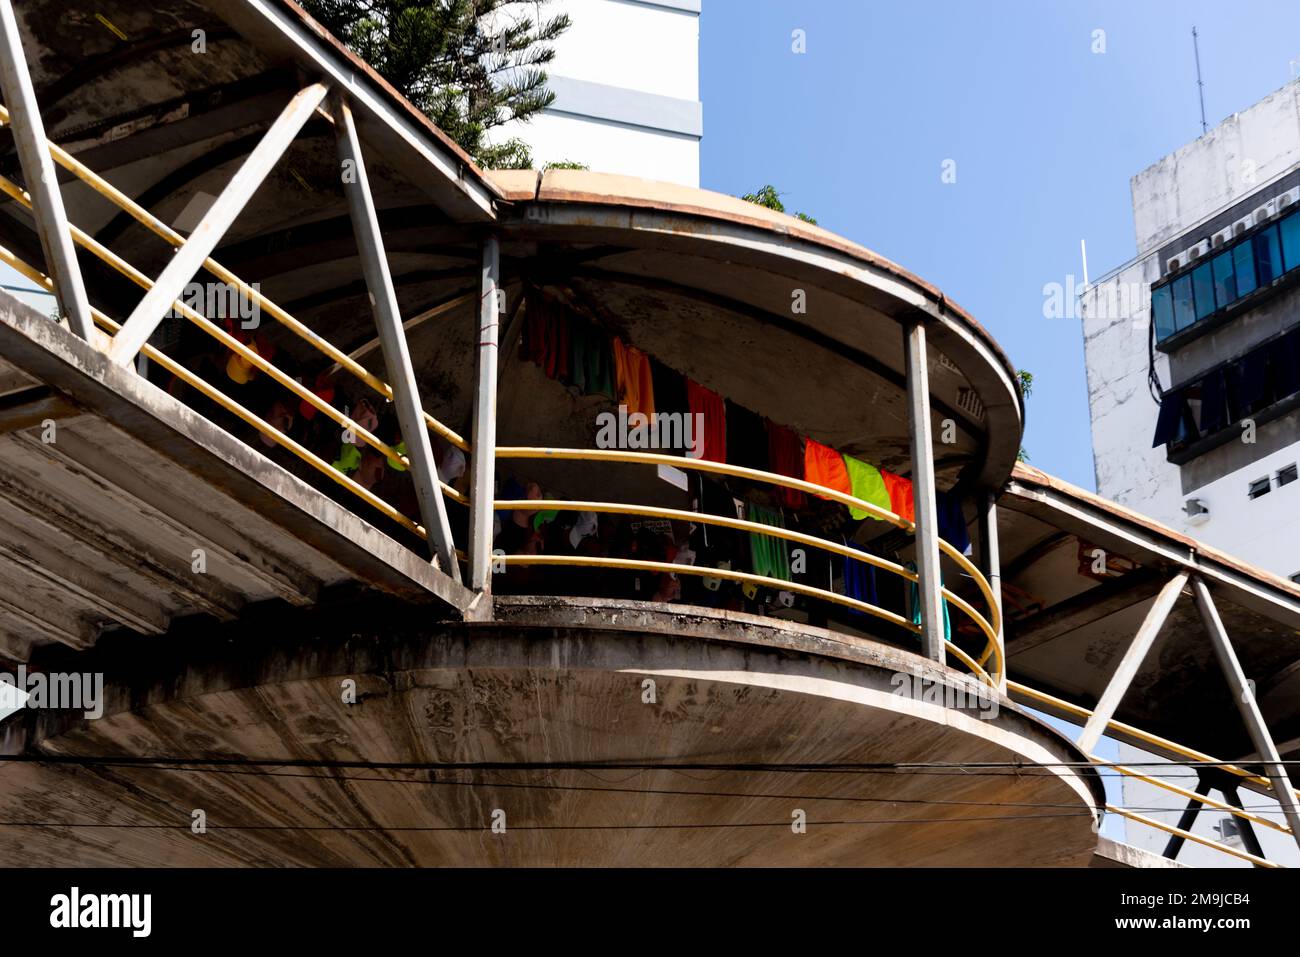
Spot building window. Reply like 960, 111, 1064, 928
1212, 249, 1237, 306
1277, 463, 1298, 487
1192, 262, 1216, 320
1153, 325, 1300, 455
1248, 477, 1271, 499
1149, 212, 1300, 345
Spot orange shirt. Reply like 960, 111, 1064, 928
880, 468, 915, 523
612, 338, 656, 417
804, 439, 851, 499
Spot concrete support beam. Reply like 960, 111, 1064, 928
1007, 568, 1165, 654
1191, 576, 1300, 851
904, 320, 945, 664
468, 236, 500, 592
1077, 572, 1187, 753
332, 94, 459, 581
108, 82, 329, 366
0, 0, 93, 340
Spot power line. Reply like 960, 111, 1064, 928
94, 760, 1295, 816
6, 754, 1299, 771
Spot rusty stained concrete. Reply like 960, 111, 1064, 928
0, 598, 1103, 867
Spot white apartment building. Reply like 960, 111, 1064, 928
493, 0, 702, 186
1082, 77, 1300, 582
1082, 77, 1300, 866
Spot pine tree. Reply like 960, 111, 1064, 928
300, 0, 570, 168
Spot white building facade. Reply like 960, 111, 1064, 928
495, 0, 702, 186
1082, 77, 1300, 582
1083, 78, 1300, 866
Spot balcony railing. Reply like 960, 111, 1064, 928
495, 446, 1005, 688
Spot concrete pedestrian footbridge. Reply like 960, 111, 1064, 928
0, 0, 1297, 867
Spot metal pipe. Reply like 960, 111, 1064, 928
1191, 575, 1300, 852
468, 237, 500, 591
904, 319, 945, 664
333, 94, 459, 580
108, 83, 330, 365
0, 0, 92, 339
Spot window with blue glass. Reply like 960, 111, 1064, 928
1192, 262, 1215, 321
1233, 240, 1258, 297
1150, 210, 1300, 344
1282, 210, 1300, 270
1172, 273, 1195, 331
1212, 250, 1236, 306
1152, 284, 1175, 340
1254, 224, 1283, 285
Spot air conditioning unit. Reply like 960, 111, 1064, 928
1255, 200, 1277, 224
1183, 497, 1211, 526
1184, 239, 1211, 262
1212, 227, 1233, 248
1233, 215, 1253, 237
1166, 256, 1181, 275
1279, 187, 1300, 211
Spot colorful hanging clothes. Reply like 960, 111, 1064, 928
804, 439, 851, 500
724, 402, 768, 472
907, 560, 952, 640
765, 420, 806, 509
686, 378, 727, 462
843, 541, 878, 612
746, 503, 790, 582
879, 468, 915, 523
842, 454, 891, 521
569, 319, 615, 399
522, 299, 569, 380
936, 491, 970, 554
612, 338, 655, 417
651, 359, 688, 416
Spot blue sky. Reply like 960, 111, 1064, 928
700, 0, 1300, 491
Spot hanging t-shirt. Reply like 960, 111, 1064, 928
936, 491, 970, 554
879, 468, 915, 523
725, 402, 768, 472
686, 378, 727, 463
842, 454, 891, 520
746, 503, 790, 582
612, 338, 655, 417
843, 542, 878, 611
652, 359, 689, 417
765, 420, 806, 509
569, 319, 616, 399
804, 439, 851, 499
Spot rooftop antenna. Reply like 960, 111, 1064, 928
1193, 26, 1209, 134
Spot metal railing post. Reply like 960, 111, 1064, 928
332, 94, 459, 580
468, 237, 500, 592
0, 0, 92, 340
904, 319, 945, 664
108, 82, 329, 366
1191, 575, 1300, 852
976, 491, 1006, 692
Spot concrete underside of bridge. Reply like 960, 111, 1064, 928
0, 599, 1102, 866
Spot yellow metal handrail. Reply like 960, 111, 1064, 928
494, 445, 1004, 686
0, 242, 437, 537
0, 103, 468, 454
1010, 679, 1294, 865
